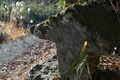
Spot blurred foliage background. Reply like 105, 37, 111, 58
0, 0, 62, 22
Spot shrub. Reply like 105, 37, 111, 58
0, 1, 12, 22
0, 1, 61, 43
27, 2, 61, 21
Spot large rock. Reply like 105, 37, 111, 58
30, 2, 120, 79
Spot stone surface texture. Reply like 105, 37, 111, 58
29, 54, 59, 80
30, 2, 120, 79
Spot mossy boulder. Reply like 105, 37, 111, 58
30, 2, 120, 79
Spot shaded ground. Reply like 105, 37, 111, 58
0, 34, 56, 80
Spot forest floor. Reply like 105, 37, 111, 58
0, 34, 56, 80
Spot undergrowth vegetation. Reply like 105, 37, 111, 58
0, 1, 61, 44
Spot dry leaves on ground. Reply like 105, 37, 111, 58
0, 40, 56, 80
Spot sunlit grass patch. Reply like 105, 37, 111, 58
0, 21, 29, 44
4, 22, 29, 39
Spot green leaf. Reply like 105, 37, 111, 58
4, 74, 11, 77
55, 0, 66, 9
60, 70, 69, 74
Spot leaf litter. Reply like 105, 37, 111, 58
0, 40, 56, 80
